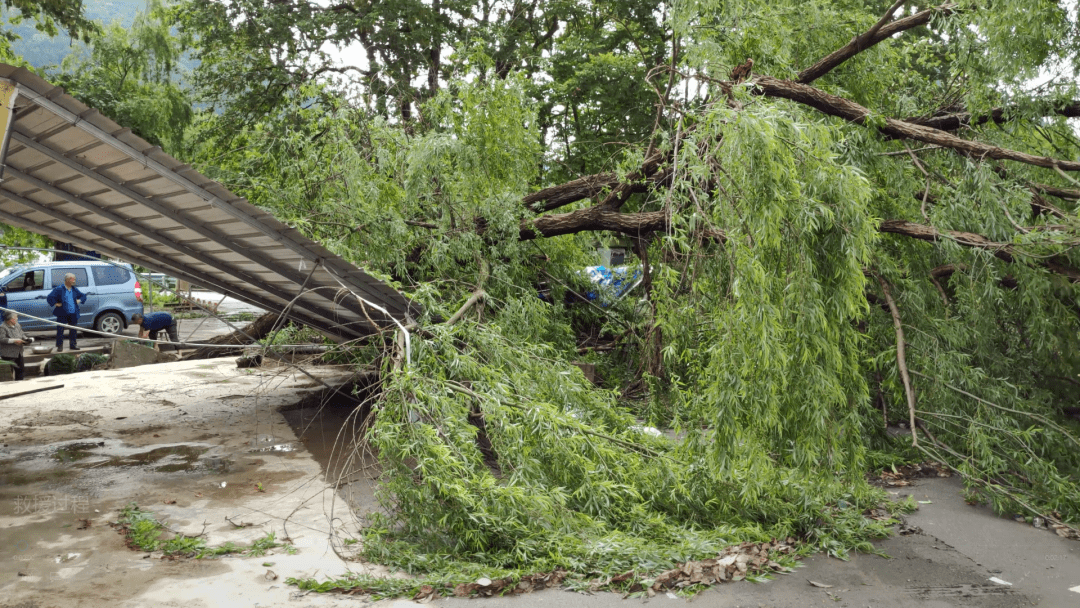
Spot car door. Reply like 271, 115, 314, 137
0, 270, 50, 331
49, 267, 96, 326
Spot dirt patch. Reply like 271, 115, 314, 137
11, 411, 101, 427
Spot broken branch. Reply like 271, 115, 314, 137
751, 76, 1080, 173
797, 3, 957, 84
874, 273, 918, 447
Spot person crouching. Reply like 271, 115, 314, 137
0, 311, 32, 380
130, 312, 179, 351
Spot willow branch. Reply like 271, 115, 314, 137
1031, 181, 1080, 201
905, 101, 1080, 131
879, 219, 1080, 282
520, 207, 672, 240
523, 151, 672, 213
446, 260, 489, 326
751, 76, 1080, 173
910, 370, 1080, 451
874, 274, 919, 447
797, 3, 957, 84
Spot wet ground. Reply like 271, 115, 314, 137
0, 358, 383, 608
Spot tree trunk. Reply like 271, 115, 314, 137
180, 311, 286, 360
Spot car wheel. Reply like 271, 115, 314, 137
95, 312, 124, 335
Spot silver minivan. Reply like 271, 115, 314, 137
0, 261, 144, 334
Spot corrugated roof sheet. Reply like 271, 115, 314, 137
0, 64, 419, 341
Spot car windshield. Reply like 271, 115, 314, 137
0, 265, 27, 282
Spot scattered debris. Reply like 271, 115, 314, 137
635, 539, 797, 595
898, 520, 922, 536
452, 571, 568, 597
988, 577, 1012, 586
1051, 524, 1080, 540
265, 569, 278, 581
872, 462, 951, 487
807, 580, 833, 588
865, 507, 892, 521
413, 584, 438, 603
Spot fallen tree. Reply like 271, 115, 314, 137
133, 0, 1080, 591
180, 311, 285, 360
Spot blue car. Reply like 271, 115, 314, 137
0, 261, 144, 334
540, 265, 644, 307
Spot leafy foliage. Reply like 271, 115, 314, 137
0, 0, 99, 65
45, 0, 192, 150
5, 0, 1080, 593
112, 503, 285, 558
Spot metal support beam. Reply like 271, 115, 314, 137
8, 132, 401, 322
0, 187, 360, 337
3, 165, 358, 331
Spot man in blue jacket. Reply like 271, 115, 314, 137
131, 311, 179, 351
46, 273, 87, 352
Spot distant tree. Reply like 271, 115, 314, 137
0, 0, 99, 63
46, 0, 192, 150
175, 0, 668, 180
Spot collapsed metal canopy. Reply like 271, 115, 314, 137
0, 64, 419, 340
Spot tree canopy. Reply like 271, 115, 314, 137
7, 0, 1080, 592
0, 0, 98, 62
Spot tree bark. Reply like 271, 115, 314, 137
523, 155, 672, 213
751, 76, 1080, 173
905, 102, 1080, 131
797, 3, 957, 84
880, 220, 1080, 282
520, 207, 671, 240
180, 311, 285, 360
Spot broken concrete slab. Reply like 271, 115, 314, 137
106, 339, 176, 369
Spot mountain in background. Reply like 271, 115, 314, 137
6, 0, 145, 68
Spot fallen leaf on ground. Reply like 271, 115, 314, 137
807, 580, 833, 588
414, 584, 437, 603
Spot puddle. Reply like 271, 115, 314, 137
45, 441, 216, 473
280, 387, 381, 515
0, 438, 231, 490
52, 442, 106, 463
248, 442, 297, 453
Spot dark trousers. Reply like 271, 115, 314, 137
55, 311, 79, 348
1, 353, 24, 380
149, 322, 180, 351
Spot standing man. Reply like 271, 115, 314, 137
47, 273, 87, 352
131, 311, 179, 351
0, 311, 32, 380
